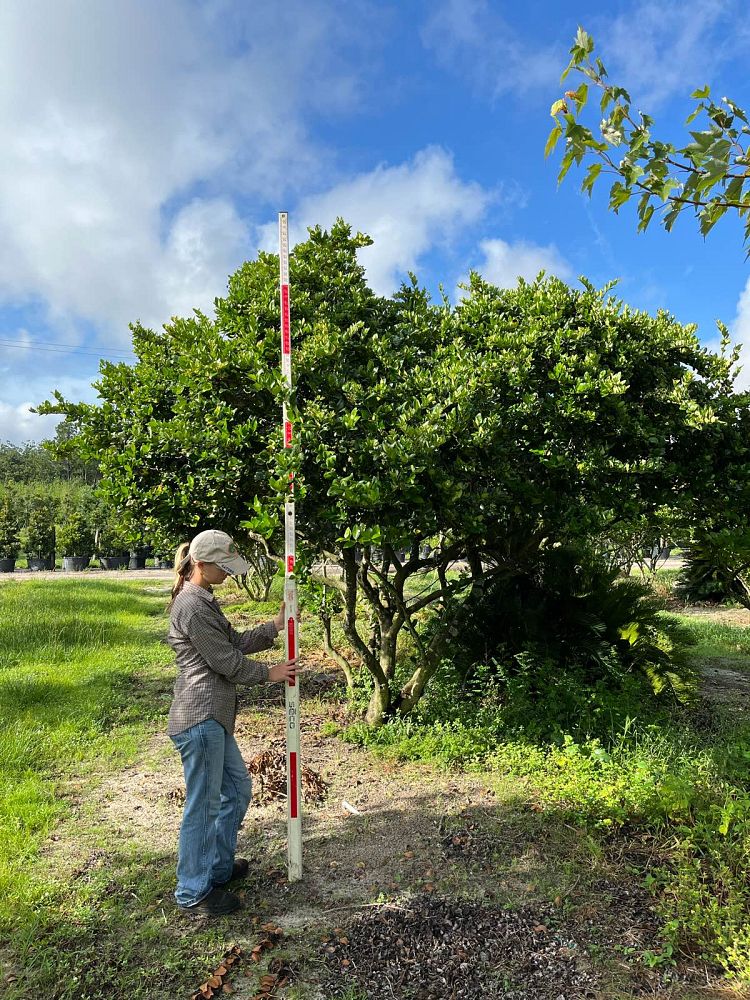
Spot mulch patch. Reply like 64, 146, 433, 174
163, 746, 329, 810
441, 821, 498, 867
320, 893, 598, 999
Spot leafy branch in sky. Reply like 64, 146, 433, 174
546, 27, 750, 250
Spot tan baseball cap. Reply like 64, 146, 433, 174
188, 530, 249, 576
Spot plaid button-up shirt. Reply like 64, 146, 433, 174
167, 582, 279, 736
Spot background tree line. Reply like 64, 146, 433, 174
0, 425, 99, 484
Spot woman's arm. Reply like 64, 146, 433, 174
183, 609, 270, 685
228, 602, 284, 654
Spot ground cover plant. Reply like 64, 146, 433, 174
2, 575, 750, 999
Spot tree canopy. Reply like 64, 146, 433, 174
40, 220, 749, 723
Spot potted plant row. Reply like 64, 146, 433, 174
21, 497, 56, 571
0, 493, 20, 572
57, 510, 95, 571
96, 517, 130, 569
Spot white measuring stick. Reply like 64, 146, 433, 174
279, 211, 302, 882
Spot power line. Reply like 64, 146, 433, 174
0, 338, 135, 360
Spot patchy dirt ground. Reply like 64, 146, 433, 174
680, 606, 750, 628
40, 597, 749, 1000
47, 701, 721, 997
701, 663, 750, 708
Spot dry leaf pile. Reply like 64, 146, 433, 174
247, 748, 328, 805
320, 894, 598, 999
166, 786, 186, 807
245, 923, 296, 1000
248, 922, 284, 963
248, 956, 295, 1000
190, 944, 243, 999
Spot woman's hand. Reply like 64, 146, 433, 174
273, 601, 286, 632
268, 657, 299, 683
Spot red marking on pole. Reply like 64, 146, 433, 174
285, 421, 292, 446
289, 752, 299, 818
281, 286, 291, 354
287, 616, 296, 685
287, 555, 295, 573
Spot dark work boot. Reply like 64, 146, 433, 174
179, 887, 242, 917
214, 858, 250, 888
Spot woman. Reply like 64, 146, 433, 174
167, 529, 298, 917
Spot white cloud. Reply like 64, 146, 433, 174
470, 238, 573, 290
0, 369, 106, 443
601, 0, 745, 107
0, 401, 61, 444
258, 147, 494, 295
143, 198, 250, 328
731, 275, 750, 391
421, 0, 560, 99
0, 0, 378, 341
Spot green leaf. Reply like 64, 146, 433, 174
573, 82, 589, 114
609, 182, 632, 211
600, 87, 615, 114
573, 25, 594, 58
691, 85, 711, 99
557, 149, 575, 185
581, 162, 602, 195
544, 124, 563, 158
663, 202, 682, 232
724, 175, 744, 205
699, 202, 728, 236
637, 204, 655, 233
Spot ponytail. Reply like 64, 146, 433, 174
169, 542, 193, 606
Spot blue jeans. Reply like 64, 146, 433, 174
170, 719, 252, 906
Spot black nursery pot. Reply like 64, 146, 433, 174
28, 556, 54, 571
100, 555, 128, 570
63, 555, 91, 572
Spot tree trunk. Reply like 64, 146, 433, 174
397, 650, 443, 716
322, 615, 355, 689
366, 677, 391, 727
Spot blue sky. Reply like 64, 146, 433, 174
2, 0, 749, 443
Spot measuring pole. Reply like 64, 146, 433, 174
279, 211, 302, 882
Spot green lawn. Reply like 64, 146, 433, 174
3, 578, 750, 997
0, 579, 182, 996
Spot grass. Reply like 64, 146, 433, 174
0, 576, 295, 1000
4, 575, 750, 996
674, 613, 750, 661
0, 579, 184, 996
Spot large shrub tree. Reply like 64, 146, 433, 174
41, 221, 746, 724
